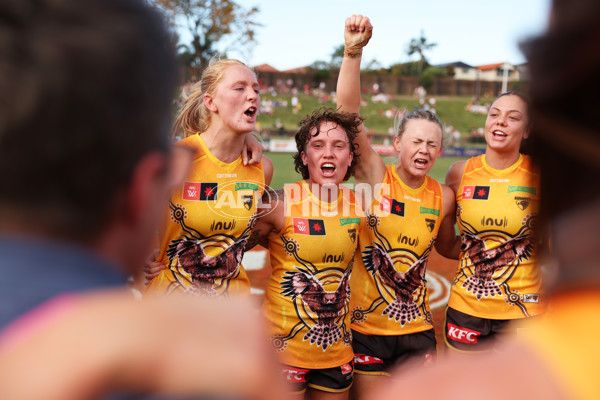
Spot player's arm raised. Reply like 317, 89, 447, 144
336, 15, 385, 187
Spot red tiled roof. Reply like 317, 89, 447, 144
282, 66, 309, 74
476, 62, 505, 71
253, 64, 280, 72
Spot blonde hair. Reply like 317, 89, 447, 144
172, 58, 256, 138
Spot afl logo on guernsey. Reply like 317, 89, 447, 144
293, 218, 326, 235
380, 196, 405, 217
183, 181, 218, 201
462, 185, 490, 200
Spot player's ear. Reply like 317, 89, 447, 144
393, 135, 402, 152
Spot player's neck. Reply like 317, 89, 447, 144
484, 149, 521, 170
304, 180, 340, 203
201, 126, 245, 164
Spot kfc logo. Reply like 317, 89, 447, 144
281, 367, 309, 383
447, 323, 480, 344
354, 354, 383, 365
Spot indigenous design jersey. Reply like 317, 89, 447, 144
351, 165, 443, 336
145, 134, 264, 296
449, 154, 543, 319
263, 181, 363, 369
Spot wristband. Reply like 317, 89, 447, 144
344, 29, 373, 58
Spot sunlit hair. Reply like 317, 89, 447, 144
293, 107, 362, 181
394, 109, 443, 139
172, 58, 257, 138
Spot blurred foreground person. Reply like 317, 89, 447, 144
0, 0, 284, 399
373, 0, 600, 398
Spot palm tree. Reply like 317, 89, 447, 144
407, 30, 437, 75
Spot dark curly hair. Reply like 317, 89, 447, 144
292, 107, 363, 181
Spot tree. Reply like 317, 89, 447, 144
154, 0, 261, 70
407, 30, 437, 75
309, 60, 331, 82
418, 66, 447, 90
363, 59, 383, 73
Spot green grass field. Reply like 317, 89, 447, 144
265, 151, 466, 189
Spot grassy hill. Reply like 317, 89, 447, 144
256, 92, 493, 144
255, 93, 489, 189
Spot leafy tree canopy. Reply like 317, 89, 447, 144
154, 0, 261, 69
407, 30, 437, 75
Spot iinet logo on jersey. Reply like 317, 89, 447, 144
447, 323, 480, 344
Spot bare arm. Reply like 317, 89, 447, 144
245, 188, 284, 251
262, 155, 274, 187
242, 132, 264, 166
435, 161, 466, 259
435, 183, 461, 259
445, 160, 466, 194
336, 15, 386, 186
143, 248, 164, 284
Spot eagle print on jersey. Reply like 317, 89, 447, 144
273, 235, 354, 352
166, 201, 257, 295
456, 204, 536, 316
352, 213, 434, 327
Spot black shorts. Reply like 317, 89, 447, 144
352, 329, 436, 375
444, 307, 514, 352
280, 362, 353, 394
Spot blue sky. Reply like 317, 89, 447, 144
219, 0, 552, 70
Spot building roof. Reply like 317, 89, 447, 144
281, 66, 310, 74
436, 61, 474, 69
476, 62, 507, 71
252, 63, 280, 73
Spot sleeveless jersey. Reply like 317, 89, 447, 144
145, 134, 264, 297
262, 181, 364, 369
351, 165, 444, 336
517, 291, 600, 400
449, 154, 543, 319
